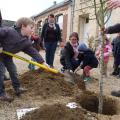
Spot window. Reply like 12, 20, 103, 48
37, 21, 42, 35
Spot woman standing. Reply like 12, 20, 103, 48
41, 14, 62, 68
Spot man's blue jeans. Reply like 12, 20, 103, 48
44, 41, 57, 66
0, 55, 20, 96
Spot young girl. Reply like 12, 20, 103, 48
28, 34, 42, 70
95, 37, 112, 76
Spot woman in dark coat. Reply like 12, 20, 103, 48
60, 32, 81, 72
41, 14, 62, 68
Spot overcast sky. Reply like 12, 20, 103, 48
0, 0, 64, 21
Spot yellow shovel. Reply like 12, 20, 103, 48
2, 50, 59, 74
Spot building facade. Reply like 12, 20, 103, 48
33, 0, 120, 43
73, 0, 120, 42
33, 0, 72, 42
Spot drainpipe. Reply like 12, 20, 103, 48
70, 0, 75, 33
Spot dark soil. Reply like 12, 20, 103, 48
20, 103, 93, 120
6, 69, 85, 99
76, 91, 118, 115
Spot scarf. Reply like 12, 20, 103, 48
70, 42, 79, 60
48, 23, 56, 30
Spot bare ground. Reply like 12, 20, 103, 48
1, 49, 120, 120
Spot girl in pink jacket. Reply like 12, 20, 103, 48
96, 38, 112, 76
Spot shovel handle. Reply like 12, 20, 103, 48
2, 50, 59, 74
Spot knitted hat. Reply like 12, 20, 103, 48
78, 42, 87, 51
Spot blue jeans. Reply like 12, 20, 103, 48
28, 58, 35, 70
0, 55, 20, 96
44, 42, 58, 66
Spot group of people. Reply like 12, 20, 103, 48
0, 0, 120, 103
60, 32, 98, 81
0, 13, 62, 102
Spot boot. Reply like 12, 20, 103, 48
110, 66, 119, 76
15, 87, 27, 96
110, 71, 119, 76
0, 95, 14, 102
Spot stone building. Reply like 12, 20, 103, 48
73, 0, 120, 43
33, 0, 120, 43
0, 10, 15, 27
2, 20, 15, 27
33, 0, 72, 42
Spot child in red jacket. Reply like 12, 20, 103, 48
28, 34, 42, 70
95, 37, 112, 76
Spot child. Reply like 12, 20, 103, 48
28, 33, 42, 70
78, 43, 98, 81
0, 17, 47, 102
60, 32, 81, 72
95, 37, 112, 76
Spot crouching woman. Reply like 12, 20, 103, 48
60, 32, 81, 72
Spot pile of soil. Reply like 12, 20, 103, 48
20, 103, 97, 120
76, 91, 118, 115
7, 69, 85, 98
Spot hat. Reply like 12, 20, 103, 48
78, 42, 87, 51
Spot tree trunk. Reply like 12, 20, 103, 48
93, 0, 110, 114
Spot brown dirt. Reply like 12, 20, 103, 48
75, 91, 119, 115
20, 103, 97, 120
6, 69, 85, 99
1, 53, 120, 120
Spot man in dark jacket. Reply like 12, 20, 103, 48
111, 33, 120, 76
41, 14, 62, 68
107, 28, 120, 97
0, 17, 46, 102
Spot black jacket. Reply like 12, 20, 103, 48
106, 24, 120, 34
112, 36, 120, 58
41, 23, 61, 42
79, 49, 98, 68
112, 36, 120, 66
60, 42, 76, 70
0, 26, 44, 63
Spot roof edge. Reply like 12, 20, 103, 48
33, 0, 72, 19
